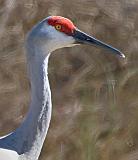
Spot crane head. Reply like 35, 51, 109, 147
28, 16, 125, 58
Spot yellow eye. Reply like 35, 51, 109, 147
55, 24, 62, 31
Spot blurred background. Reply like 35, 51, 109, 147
0, 0, 138, 159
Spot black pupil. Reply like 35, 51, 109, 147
57, 25, 61, 29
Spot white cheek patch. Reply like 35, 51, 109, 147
42, 24, 75, 51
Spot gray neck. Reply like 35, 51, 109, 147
15, 45, 52, 159
0, 31, 52, 160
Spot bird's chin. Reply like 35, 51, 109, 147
65, 43, 80, 48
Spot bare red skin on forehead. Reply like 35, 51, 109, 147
47, 16, 76, 35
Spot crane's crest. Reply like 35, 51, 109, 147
47, 16, 76, 35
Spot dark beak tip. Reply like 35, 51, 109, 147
118, 52, 125, 59
121, 54, 126, 59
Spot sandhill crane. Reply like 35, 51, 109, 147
0, 16, 125, 160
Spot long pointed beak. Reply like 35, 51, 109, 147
73, 29, 125, 58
